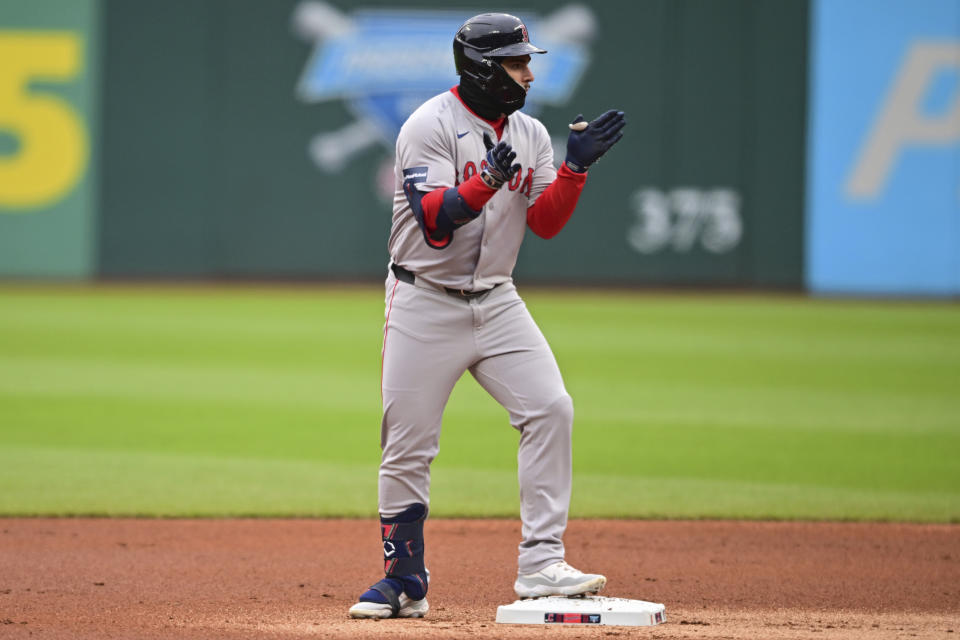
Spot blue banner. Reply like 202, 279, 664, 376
806, 0, 960, 296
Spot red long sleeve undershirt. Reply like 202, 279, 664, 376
525, 163, 587, 239
421, 163, 587, 242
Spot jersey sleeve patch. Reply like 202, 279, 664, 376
402, 166, 429, 185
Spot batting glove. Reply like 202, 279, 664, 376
564, 110, 627, 173
481, 133, 521, 189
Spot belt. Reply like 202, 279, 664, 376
391, 263, 499, 300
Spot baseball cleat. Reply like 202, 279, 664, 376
349, 571, 430, 619
514, 561, 607, 599
348, 593, 429, 619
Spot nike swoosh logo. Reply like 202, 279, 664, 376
456, 131, 470, 139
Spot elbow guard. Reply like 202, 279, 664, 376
403, 179, 449, 249
403, 181, 482, 249
433, 187, 482, 238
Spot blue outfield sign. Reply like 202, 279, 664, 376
806, 0, 960, 296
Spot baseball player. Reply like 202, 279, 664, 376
349, 12, 626, 619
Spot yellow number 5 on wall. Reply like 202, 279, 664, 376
0, 32, 87, 210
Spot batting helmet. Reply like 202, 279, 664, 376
453, 13, 546, 112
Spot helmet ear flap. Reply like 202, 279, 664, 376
476, 57, 499, 86
455, 43, 496, 87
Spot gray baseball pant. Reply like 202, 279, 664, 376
378, 270, 573, 575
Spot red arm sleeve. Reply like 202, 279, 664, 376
419, 189, 445, 242
526, 163, 588, 239
421, 173, 498, 237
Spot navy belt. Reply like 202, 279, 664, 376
391, 264, 498, 300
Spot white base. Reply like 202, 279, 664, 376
496, 596, 666, 626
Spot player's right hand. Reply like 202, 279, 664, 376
481, 132, 521, 189
564, 110, 626, 173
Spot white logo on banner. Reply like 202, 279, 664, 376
846, 42, 960, 200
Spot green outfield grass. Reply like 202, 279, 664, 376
0, 284, 958, 521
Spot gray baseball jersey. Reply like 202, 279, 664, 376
388, 90, 556, 291
379, 88, 573, 575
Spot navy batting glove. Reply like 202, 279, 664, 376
481, 132, 521, 189
564, 110, 627, 173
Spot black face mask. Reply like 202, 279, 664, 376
458, 77, 524, 120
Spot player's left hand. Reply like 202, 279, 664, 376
564, 110, 626, 173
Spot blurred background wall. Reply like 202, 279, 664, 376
0, 0, 956, 295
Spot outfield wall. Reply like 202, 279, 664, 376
2, 1, 956, 295
95, 0, 808, 286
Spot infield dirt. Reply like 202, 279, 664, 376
1, 519, 957, 639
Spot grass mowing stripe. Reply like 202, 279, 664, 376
9, 385, 956, 493
433, 467, 960, 522
0, 393, 382, 465
0, 446, 378, 517
1, 286, 957, 520
2, 446, 954, 521
0, 356, 375, 408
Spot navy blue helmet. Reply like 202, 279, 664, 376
453, 13, 546, 111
